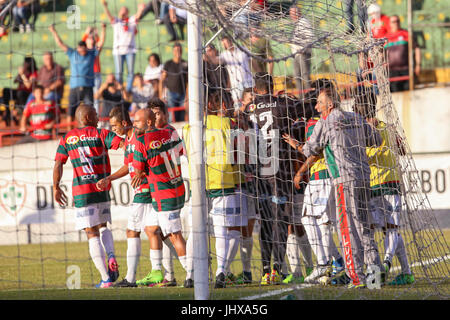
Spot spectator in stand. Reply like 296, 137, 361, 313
130, 73, 155, 116
203, 43, 230, 93
25, 52, 65, 113
385, 15, 421, 92
1, 56, 37, 126
19, 85, 56, 143
204, 35, 253, 111
248, 27, 273, 75
12, 0, 41, 33
144, 53, 163, 98
164, 0, 187, 42
159, 42, 188, 122
101, 0, 146, 93
289, 5, 314, 96
49, 23, 105, 130
343, 0, 367, 34
367, 3, 390, 39
82, 24, 107, 114
95, 74, 128, 129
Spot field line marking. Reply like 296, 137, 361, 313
241, 254, 450, 300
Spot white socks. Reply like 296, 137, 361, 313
395, 233, 411, 274
319, 223, 342, 263
286, 233, 302, 276
384, 228, 400, 263
88, 237, 109, 281
99, 227, 115, 259
240, 236, 253, 273
186, 231, 194, 280
298, 232, 313, 268
302, 217, 327, 266
150, 249, 163, 271
214, 225, 228, 276
162, 238, 175, 281
125, 237, 141, 283
225, 229, 241, 275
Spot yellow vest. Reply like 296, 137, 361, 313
367, 121, 401, 188
183, 115, 239, 193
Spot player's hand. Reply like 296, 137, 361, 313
131, 173, 143, 189
294, 172, 306, 190
48, 24, 55, 33
54, 185, 68, 206
282, 133, 299, 150
96, 177, 110, 191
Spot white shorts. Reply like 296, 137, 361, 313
145, 207, 183, 237
238, 188, 257, 220
209, 194, 248, 227
127, 202, 152, 232
302, 179, 336, 225
291, 193, 304, 225
74, 202, 111, 231
369, 194, 401, 228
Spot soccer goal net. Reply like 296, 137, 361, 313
0, 0, 448, 300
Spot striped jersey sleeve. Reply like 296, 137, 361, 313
55, 135, 69, 163
100, 129, 123, 150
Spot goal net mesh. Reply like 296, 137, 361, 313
0, 0, 448, 299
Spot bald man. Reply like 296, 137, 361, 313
53, 104, 124, 288
132, 107, 192, 287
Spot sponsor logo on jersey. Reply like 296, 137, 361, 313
80, 135, 99, 142
257, 102, 277, 109
148, 137, 172, 150
66, 136, 79, 145
248, 104, 256, 112
80, 174, 98, 181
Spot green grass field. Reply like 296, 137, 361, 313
0, 229, 449, 300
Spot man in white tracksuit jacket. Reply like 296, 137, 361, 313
296, 85, 384, 288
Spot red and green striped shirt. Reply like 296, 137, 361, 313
55, 126, 123, 208
133, 127, 185, 212
124, 130, 152, 203
23, 100, 56, 140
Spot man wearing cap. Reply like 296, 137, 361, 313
49, 24, 105, 130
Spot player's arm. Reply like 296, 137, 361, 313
131, 138, 148, 189
293, 155, 318, 189
282, 132, 303, 153
53, 160, 68, 206
48, 24, 68, 53
96, 164, 129, 190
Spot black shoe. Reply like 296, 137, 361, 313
113, 278, 137, 288
214, 272, 226, 289
183, 278, 194, 288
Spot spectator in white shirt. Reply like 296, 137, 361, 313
101, 0, 146, 93
144, 53, 163, 97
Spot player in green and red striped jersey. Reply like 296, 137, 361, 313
132, 108, 190, 287
145, 98, 189, 287
53, 104, 124, 288
96, 106, 152, 287
19, 85, 57, 142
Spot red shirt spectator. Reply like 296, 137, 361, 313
20, 86, 56, 140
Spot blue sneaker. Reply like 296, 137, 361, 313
96, 278, 113, 288
332, 257, 345, 277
